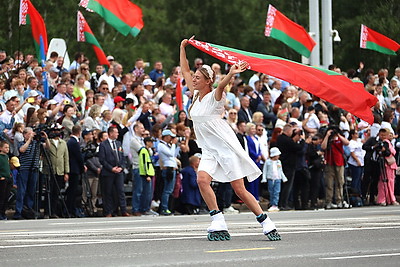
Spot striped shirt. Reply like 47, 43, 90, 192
18, 140, 40, 170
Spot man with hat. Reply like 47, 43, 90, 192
114, 96, 125, 110
22, 90, 41, 114
157, 129, 178, 215
142, 78, 156, 100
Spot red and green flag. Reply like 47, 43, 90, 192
20, 0, 48, 63
360, 24, 400, 56
79, 0, 144, 37
265, 4, 315, 58
77, 11, 110, 67
187, 39, 377, 124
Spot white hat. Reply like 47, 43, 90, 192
269, 147, 281, 157
28, 90, 39, 97
143, 78, 156, 86
106, 55, 114, 61
48, 99, 58, 105
162, 129, 176, 137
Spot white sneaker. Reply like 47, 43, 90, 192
325, 203, 338, 209
268, 206, 280, 212
151, 200, 160, 209
223, 206, 239, 214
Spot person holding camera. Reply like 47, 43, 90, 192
321, 126, 349, 209
375, 129, 399, 206
13, 127, 49, 219
362, 128, 388, 205
276, 124, 304, 210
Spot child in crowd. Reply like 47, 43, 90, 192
0, 141, 12, 220
262, 147, 287, 212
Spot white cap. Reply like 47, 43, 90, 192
143, 78, 156, 86
28, 90, 39, 97
269, 147, 281, 157
106, 55, 114, 61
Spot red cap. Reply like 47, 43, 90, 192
114, 96, 125, 104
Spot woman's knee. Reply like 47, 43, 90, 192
197, 172, 211, 188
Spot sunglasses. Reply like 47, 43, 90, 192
81, 68, 88, 70
229, 112, 237, 115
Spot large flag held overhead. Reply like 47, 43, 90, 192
77, 11, 110, 67
187, 39, 377, 124
20, 0, 48, 63
79, 0, 144, 37
360, 24, 400, 56
265, 4, 315, 58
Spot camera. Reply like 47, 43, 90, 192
82, 142, 98, 160
291, 129, 303, 138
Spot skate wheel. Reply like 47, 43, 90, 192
266, 229, 281, 241
224, 232, 231, 240
208, 232, 220, 241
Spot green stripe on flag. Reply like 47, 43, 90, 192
270, 28, 311, 58
88, 0, 132, 36
366, 41, 397, 56
130, 27, 141, 37
84, 32, 103, 50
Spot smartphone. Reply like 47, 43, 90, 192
27, 97, 34, 103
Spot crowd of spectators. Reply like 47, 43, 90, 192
0, 48, 399, 220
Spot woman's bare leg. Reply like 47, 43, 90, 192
231, 178, 263, 215
197, 171, 219, 211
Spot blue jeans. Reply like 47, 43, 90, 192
268, 179, 281, 207
131, 168, 153, 213
160, 168, 176, 211
349, 164, 363, 195
15, 170, 38, 216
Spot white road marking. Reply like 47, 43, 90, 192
321, 252, 400, 260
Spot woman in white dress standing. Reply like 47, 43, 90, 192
180, 37, 280, 241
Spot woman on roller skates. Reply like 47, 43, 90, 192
180, 37, 281, 241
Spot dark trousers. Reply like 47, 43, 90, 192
0, 179, 12, 216
216, 182, 233, 210
66, 173, 80, 215
309, 168, 323, 207
153, 166, 163, 202
279, 166, 295, 208
293, 168, 310, 209
50, 175, 65, 216
102, 173, 127, 215
362, 161, 380, 203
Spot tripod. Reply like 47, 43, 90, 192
34, 140, 70, 218
81, 172, 95, 216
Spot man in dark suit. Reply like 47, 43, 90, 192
237, 96, 253, 123
66, 125, 85, 217
98, 126, 130, 217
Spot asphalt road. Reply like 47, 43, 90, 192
1, 206, 400, 266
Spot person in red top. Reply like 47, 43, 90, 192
321, 127, 349, 209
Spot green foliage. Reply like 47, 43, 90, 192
1, 0, 399, 75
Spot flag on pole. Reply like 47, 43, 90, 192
187, 39, 377, 124
79, 0, 144, 37
175, 77, 183, 111
19, 0, 28, 25
77, 11, 110, 67
265, 4, 316, 58
23, 0, 48, 63
360, 24, 400, 55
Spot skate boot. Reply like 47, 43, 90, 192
257, 213, 281, 241
207, 210, 231, 241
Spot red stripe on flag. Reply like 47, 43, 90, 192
92, 0, 143, 28
188, 39, 377, 124
175, 78, 183, 111
27, 0, 48, 57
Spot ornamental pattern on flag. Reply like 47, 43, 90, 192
19, 0, 28, 25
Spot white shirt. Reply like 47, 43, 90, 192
270, 88, 281, 106
98, 74, 115, 92
304, 113, 320, 130
348, 138, 366, 166
0, 110, 13, 124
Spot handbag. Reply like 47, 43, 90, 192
385, 155, 396, 165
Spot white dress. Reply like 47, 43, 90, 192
189, 90, 261, 182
